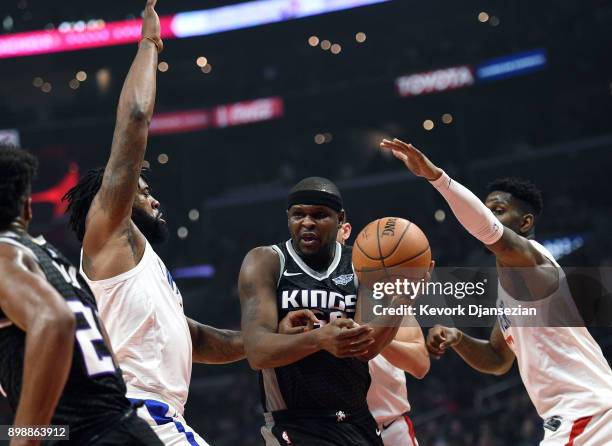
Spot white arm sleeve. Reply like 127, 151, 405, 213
430, 171, 504, 245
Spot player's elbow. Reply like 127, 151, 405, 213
413, 358, 431, 380
127, 105, 151, 126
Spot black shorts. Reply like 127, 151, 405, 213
89, 410, 163, 445
261, 407, 383, 446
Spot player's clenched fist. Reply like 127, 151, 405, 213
426, 325, 463, 359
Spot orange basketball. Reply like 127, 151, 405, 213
352, 217, 431, 285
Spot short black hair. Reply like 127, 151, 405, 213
487, 177, 543, 216
63, 167, 150, 242
0, 145, 38, 230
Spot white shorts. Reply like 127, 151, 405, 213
130, 398, 210, 446
378, 415, 419, 446
540, 409, 612, 446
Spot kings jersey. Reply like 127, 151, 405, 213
0, 232, 131, 444
260, 240, 370, 413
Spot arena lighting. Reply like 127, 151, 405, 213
542, 234, 586, 260
0, 0, 389, 59
0, 129, 20, 146
396, 65, 475, 97
31, 163, 79, 217
149, 96, 284, 135
172, 264, 216, 279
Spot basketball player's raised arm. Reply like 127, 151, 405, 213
426, 322, 515, 376
380, 325, 430, 379
0, 245, 76, 439
186, 318, 245, 364
380, 139, 557, 276
84, 0, 162, 248
239, 247, 374, 370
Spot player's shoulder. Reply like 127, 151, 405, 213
0, 234, 38, 266
242, 245, 281, 270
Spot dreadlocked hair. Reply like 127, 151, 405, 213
0, 145, 38, 230
486, 177, 543, 216
63, 166, 150, 242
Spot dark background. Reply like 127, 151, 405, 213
1, 0, 611, 444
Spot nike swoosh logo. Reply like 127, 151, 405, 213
283, 271, 303, 277
382, 420, 395, 430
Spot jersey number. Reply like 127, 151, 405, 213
67, 301, 115, 377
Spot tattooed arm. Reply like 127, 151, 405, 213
81, 0, 162, 279
187, 318, 245, 364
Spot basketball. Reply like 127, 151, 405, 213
352, 217, 431, 285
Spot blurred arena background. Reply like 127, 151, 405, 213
1, 0, 611, 444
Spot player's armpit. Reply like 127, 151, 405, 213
0, 244, 76, 430
187, 318, 245, 364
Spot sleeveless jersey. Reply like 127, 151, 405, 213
367, 355, 411, 425
497, 240, 612, 419
0, 232, 130, 444
261, 240, 370, 412
80, 240, 192, 414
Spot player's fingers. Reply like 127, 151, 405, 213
288, 309, 319, 325
333, 318, 356, 329
337, 324, 372, 339
283, 326, 307, 335
391, 149, 409, 163
146, 0, 157, 9
347, 337, 375, 351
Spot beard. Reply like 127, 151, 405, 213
132, 206, 169, 245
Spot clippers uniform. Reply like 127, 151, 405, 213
367, 355, 418, 446
0, 231, 161, 445
81, 240, 208, 446
497, 240, 612, 446
260, 240, 382, 446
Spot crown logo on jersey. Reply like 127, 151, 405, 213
336, 410, 346, 422
332, 274, 354, 286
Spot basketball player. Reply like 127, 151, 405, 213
0, 145, 162, 445
380, 138, 612, 445
63, 2, 243, 444
239, 177, 431, 445
279, 221, 429, 445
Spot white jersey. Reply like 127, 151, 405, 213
80, 240, 192, 414
367, 354, 411, 425
497, 240, 612, 420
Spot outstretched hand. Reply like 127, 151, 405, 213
380, 138, 443, 181
141, 0, 163, 53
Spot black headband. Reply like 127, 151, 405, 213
287, 190, 343, 213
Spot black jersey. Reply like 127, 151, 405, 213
0, 232, 131, 444
260, 240, 370, 413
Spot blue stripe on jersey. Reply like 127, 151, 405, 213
130, 398, 200, 445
